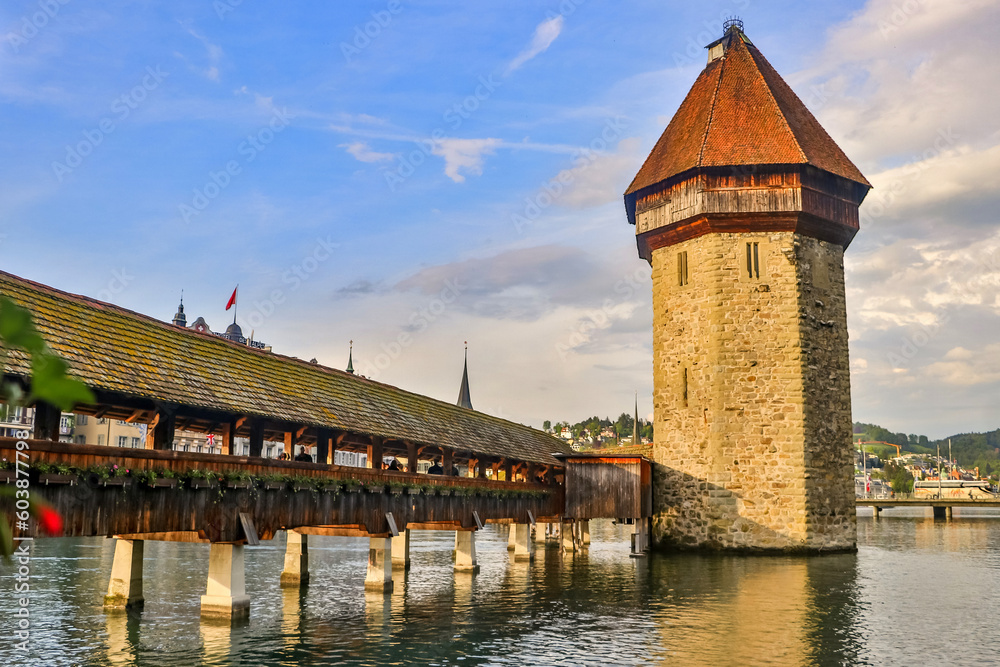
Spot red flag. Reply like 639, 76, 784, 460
226, 286, 238, 311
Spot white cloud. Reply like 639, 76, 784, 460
506, 16, 564, 75
341, 141, 395, 163
553, 137, 644, 208
431, 138, 502, 182
181, 23, 223, 81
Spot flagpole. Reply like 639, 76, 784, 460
233, 285, 238, 326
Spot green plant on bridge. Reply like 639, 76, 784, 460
0, 298, 96, 560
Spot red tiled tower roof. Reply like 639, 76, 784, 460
625, 29, 870, 198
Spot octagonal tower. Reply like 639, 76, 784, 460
625, 20, 870, 552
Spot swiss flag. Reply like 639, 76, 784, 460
226, 286, 238, 311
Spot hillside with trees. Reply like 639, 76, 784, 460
854, 422, 1000, 480
543, 413, 653, 447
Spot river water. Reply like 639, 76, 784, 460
2, 509, 999, 666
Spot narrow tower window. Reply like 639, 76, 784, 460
677, 251, 689, 286
746, 242, 760, 279
682, 367, 689, 407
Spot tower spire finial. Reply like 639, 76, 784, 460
457, 341, 473, 410
172, 290, 187, 327
346, 339, 355, 374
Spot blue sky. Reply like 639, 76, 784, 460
1, 0, 997, 438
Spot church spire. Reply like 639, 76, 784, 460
456, 342, 473, 410
346, 340, 354, 374
172, 291, 187, 327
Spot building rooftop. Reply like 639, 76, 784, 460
0, 270, 571, 466
625, 24, 870, 200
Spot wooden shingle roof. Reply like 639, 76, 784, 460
625, 29, 870, 198
0, 270, 572, 466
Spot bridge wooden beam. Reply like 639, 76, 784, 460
316, 428, 332, 466
367, 436, 383, 470
406, 440, 418, 473
248, 418, 265, 457
145, 405, 177, 451
32, 402, 61, 442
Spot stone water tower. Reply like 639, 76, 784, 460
624, 20, 870, 551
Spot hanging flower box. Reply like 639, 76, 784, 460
150, 478, 177, 489
389, 486, 405, 495
187, 478, 217, 489
405, 487, 422, 495
225, 480, 252, 489
263, 481, 285, 491
100, 477, 131, 487
39, 473, 76, 486
437, 488, 453, 497
292, 483, 314, 492
343, 483, 362, 493
364, 484, 386, 494
0, 470, 16, 484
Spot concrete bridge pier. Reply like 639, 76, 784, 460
512, 523, 533, 562
932, 506, 953, 520
507, 525, 517, 551
580, 521, 590, 546
560, 522, 577, 553
365, 537, 394, 593
871, 506, 881, 519
453, 531, 479, 573
200, 543, 250, 620
280, 530, 309, 588
392, 530, 411, 570
533, 522, 548, 543
630, 519, 650, 558
104, 537, 144, 610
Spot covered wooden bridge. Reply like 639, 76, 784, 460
0, 270, 652, 620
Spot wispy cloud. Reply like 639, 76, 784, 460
341, 141, 395, 163
506, 16, 564, 75
431, 138, 502, 182
180, 23, 223, 81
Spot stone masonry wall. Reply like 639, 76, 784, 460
649, 231, 856, 552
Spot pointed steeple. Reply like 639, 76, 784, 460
456, 342, 473, 410
633, 392, 639, 445
346, 340, 355, 374
172, 291, 187, 327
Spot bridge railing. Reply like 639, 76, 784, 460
0, 437, 558, 495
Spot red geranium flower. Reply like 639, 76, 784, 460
37, 506, 63, 536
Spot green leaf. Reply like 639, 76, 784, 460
0, 298, 46, 354
29, 353, 94, 411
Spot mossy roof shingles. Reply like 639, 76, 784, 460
1, 270, 571, 466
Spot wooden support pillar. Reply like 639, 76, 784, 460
280, 530, 309, 588
477, 458, 487, 479
32, 402, 61, 442
248, 419, 265, 458
368, 436, 384, 470
282, 430, 293, 459
365, 537, 393, 593
391, 529, 410, 570
527, 463, 539, 483
406, 441, 418, 473
501, 460, 513, 482
316, 428, 331, 466
512, 523, 533, 562
201, 543, 250, 620
145, 406, 176, 451
454, 531, 479, 573
104, 538, 144, 609
443, 449, 454, 476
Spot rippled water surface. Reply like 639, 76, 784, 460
2, 511, 999, 666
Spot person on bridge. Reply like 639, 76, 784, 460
294, 450, 313, 463
427, 459, 444, 475
387, 459, 401, 471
